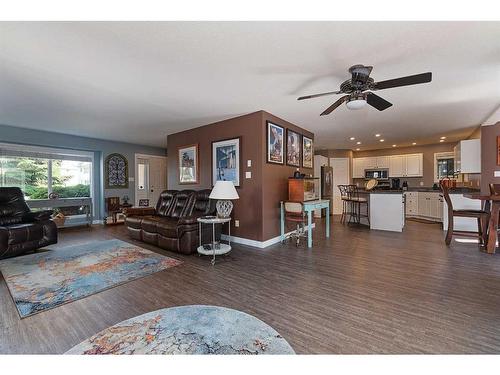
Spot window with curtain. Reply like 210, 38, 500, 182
0, 144, 93, 200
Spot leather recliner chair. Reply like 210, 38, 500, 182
124, 189, 216, 254
0, 187, 58, 260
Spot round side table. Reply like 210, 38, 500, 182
197, 217, 232, 265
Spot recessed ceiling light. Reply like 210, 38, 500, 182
356, 148, 360, 151
356, 141, 361, 145
440, 136, 446, 140
412, 142, 417, 145
392, 144, 397, 147
439, 139, 444, 142
375, 134, 381, 137
380, 139, 385, 142
349, 137, 355, 140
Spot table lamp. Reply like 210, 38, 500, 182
209, 181, 239, 218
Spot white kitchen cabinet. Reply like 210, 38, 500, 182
389, 153, 423, 177
454, 139, 481, 174
389, 155, 406, 177
364, 157, 378, 169
376, 156, 390, 169
405, 154, 423, 177
404, 192, 418, 216
353, 158, 365, 178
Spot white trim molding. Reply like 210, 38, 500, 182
221, 223, 316, 249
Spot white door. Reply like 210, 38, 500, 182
135, 154, 167, 207
330, 157, 350, 215
406, 154, 423, 177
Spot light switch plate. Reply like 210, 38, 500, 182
420, 181, 424, 186
129, 177, 135, 182
247, 160, 252, 167
495, 171, 500, 177
245, 171, 252, 179
234, 220, 240, 227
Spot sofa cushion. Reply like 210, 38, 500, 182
156, 190, 177, 217
125, 215, 144, 229
6, 223, 44, 245
170, 191, 195, 218
156, 217, 180, 238
141, 216, 165, 233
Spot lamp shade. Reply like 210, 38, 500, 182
209, 181, 239, 200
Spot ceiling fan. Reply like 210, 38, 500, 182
297, 65, 432, 116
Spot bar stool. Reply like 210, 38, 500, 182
282, 201, 308, 246
338, 185, 350, 224
442, 184, 489, 245
345, 185, 369, 225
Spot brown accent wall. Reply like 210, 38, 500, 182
261, 111, 314, 241
353, 143, 456, 187
167, 112, 264, 241
167, 110, 313, 242
480, 122, 500, 193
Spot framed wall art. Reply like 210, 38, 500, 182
286, 129, 301, 167
212, 137, 241, 187
267, 121, 284, 164
105, 153, 129, 189
178, 144, 199, 184
302, 136, 313, 168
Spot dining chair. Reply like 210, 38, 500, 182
442, 184, 489, 245
282, 201, 308, 246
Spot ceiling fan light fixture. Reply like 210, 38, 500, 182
346, 94, 367, 110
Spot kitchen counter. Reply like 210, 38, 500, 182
358, 187, 479, 194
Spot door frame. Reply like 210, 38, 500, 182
134, 153, 168, 206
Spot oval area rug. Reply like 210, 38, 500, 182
65, 305, 295, 354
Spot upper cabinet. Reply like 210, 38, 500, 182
454, 139, 481, 174
353, 153, 423, 178
388, 153, 423, 177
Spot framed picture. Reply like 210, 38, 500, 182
286, 129, 301, 167
105, 153, 129, 189
302, 136, 313, 168
212, 137, 241, 187
267, 121, 284, 164
138, 199, 150, 207
178, 144, 199, 184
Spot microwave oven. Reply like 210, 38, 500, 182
365, 169, 389, 180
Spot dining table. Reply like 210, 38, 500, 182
463, 193, 500, 254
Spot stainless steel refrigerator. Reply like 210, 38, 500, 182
321, 165, 333, 216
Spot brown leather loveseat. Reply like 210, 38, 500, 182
0, 187, 58, 260
124, 189, 216, 254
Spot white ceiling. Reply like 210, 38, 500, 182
1, 22, 499, 150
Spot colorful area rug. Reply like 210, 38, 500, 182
65, 305, 295, 354
0, 239, 182, 318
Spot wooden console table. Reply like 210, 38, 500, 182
27, 197, 93, 228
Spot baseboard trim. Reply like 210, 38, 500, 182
221, 223, 316, 249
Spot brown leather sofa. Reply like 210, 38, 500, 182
0, 187, 58, 260
124, 189, 216, 254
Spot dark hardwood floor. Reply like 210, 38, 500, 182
1, 218, 500, 354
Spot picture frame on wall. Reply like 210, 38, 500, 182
105, 153, 129, 189
212, 137, 241, 187
302, 135, 313, 168
178, 144, 199, 184
267, 121, 284, 164
286, 129, 301, 167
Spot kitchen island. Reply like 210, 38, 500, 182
354, 190, 405, 232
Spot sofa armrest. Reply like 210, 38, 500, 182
23, 210, 53, 222
123, 207, 156, 217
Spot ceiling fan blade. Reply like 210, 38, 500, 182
320, 95, 349, 116
366, 92, 393, 111
297, 90, 343, 100
373, 72, 432, 90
